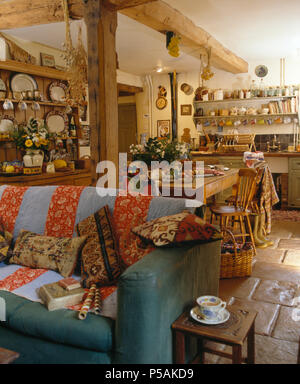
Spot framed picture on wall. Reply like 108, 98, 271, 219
157, 120, 171, 139
181, 104, 192, 116
40, 53, 56, 68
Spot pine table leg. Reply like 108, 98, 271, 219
174, 331, 185, 364
197, 337, 205, 364
247, 323, 255, 364
232, 345, 242, 364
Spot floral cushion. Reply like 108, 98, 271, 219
132, 211, 222, 247
76, 206, 122, 288
0, 222, 13, 262
9, 230, 86, 277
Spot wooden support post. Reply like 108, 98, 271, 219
83, 0, 119, 186
169, 71, 178, 140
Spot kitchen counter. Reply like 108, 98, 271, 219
191, 151, 300, 158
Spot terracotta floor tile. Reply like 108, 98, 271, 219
251, 262, 300, 283
278, 239, 300, 250
279, 222, 300, 239
254, 248, 285, 264
218, 335, 299, 364
230, 298, 279, 336
268, 222, 293, 240
252, 280, 299, 306
272, 306, 300, 343
219, 277, 260, 300
254, 335, 299, 364
283, 250, 300, 267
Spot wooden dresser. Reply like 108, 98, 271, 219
0, 170, 91, 186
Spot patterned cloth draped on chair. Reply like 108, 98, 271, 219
255, 163, 279, 234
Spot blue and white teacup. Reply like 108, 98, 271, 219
196, 296, 226, 321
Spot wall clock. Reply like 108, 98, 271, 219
255, 65, 268, 78
156, 96, 167, 110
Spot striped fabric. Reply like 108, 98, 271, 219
0, 186, 29, 234
0, 186, 189, 316
0, 186, 119, 314
44, 185, 85, 238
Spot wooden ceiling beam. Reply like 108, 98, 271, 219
0, 0, 83, 30
103, 0, 158, 11
121, 1, 248, 74
0, 0, 157, 29
117, 83, 143, 94
0, 0, 248, 74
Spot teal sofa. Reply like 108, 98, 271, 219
0, 185, 221, 364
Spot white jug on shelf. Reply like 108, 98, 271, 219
23, 149, 44, 168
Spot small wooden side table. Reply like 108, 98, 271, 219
172, 305, 257, 364
0, 347, 20, 364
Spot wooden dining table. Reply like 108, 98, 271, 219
202, 168, 239, 203
159, 168, 239, 204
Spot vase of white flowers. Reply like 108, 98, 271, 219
129, 137, 189, 165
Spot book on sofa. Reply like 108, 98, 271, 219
39, 281, 85, 311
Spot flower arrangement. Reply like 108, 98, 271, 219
129, 137, 189, 165
12, 118, 50, 151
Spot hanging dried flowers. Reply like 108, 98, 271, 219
61, 0, 88, 106
166, 31, 181, 58
201, 48, 214, 81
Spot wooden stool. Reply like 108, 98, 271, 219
172, 305, 257, 364
0, 347, 19, 364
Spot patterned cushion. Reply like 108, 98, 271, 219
113, 194, 155, 269
76, 206, 122, 288
0, 222, 13, 262
9, 230, 87, 277
132, 211, 222, 247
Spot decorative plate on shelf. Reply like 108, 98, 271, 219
0, 115, 17, 134
255, 65, 268, 78
45, 110, 68, 135
49, 81, 67, 103
0, 78, 6, 91
10, 73, 38, 92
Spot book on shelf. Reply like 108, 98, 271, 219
38, 281, 85, 311
268, 99, 298, 115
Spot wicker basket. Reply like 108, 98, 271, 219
220, 228, 254, 279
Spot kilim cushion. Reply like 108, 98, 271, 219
76, 206, 122, 288
0, 222, 13, 262
132, 211, 222, 247
9, 230, 87, 277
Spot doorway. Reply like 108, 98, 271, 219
118, 103, 137, 153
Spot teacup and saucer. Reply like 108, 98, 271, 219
190, 295, 230, 325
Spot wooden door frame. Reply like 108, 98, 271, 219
118, 102, 138, 148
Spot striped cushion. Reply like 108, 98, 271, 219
76, 206, 122, 288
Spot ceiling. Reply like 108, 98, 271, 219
2, 0, 300, 76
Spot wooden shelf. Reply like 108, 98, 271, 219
0, 98, 72, 108
0, 136, 78, 143
0, 60, 68, 80
0, 60, 83, 166
194, 113, 298, 120
193, 95, 298, 105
